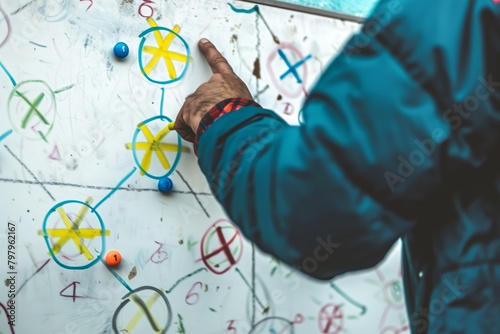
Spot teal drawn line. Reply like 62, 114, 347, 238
235, 267, 265, 309
279, 52, 312, 83
165, 268, 207, 293
54, 84, 75, 94
0, 129, 13, 142
93, 167, 137, 210
29, 41, 47, 48
227, 2, 259, 13
38, 131, 48, 143
43, 200, 105, 270
227, 2, 279, 44
138, 26, 191, 85
0, 61, 16, 86
131, 115, 182, 179
101, 259, 133, 292
330, 282, 367, 315
160, 87, 165, 117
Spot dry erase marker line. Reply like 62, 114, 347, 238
143, 18, 179, 77
93, 167, 137, 210
127, 142, 189, 152
41, 229, 109, 238
4, 145, 56, 201
0, 302, 15, 334
11, 0, 36, 16
0, 129, 13, 141
17, 91, 48, 128
238, 0, 364, 23
126, 293, 162, 332
164, 268, 207, 293
101, 259, 133, 292
235, 267, 265, 309
50, 197, 94, 257
330, 282, 367, 315
135, 124, 172, 173
160, 87, 165, 117
176, 170, 210, 218
227, 3, 280, 44
0, 178, 210, 195
53, 84, 75, 94
29, 41, 47, 48
15, 258, 50, 297
0, 61, 16, 86
38, 131, 48, 143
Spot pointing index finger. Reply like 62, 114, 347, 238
198, 38, 234, 75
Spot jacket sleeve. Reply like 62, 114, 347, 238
197, 0, 500, 279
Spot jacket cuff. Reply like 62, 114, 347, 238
194, 98, 262, 155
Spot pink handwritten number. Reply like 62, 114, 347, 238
226, 320, 237, 334
278, 314, 304, 334
185, 281, 203, 305
139, 0, 155, 18
150, 241, 168, 264
80, 0, 93, 11
282, 102, 294, 116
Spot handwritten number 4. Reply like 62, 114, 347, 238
60, 281, 84, 303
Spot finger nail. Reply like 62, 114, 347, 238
199, 38, 210, 44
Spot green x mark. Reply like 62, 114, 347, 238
16, 90, 49, 129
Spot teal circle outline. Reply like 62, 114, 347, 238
131, 115, 182, 179
42, 200, 106, 270
138, 26, 191, 85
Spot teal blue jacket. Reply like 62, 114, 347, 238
198, 1, 500, 332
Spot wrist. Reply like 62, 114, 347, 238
193, 98, 262, 156
191, 114, 204, 133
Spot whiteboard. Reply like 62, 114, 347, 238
0, 1, 409, 333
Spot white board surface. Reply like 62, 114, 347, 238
0, 1, 409, 333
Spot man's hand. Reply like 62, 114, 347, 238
174, 38, 253, 142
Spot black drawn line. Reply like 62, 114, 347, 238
4, 145, 56, 201
0, 177, 213, 196
176, 171, 210, 218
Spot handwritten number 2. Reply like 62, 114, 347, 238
226, 320, 237, 334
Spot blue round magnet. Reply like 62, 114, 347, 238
113, 42, 129, 59
158, 177, 173, 193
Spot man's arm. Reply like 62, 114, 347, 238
176, 0, 500, 279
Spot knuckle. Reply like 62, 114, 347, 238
185, 92, 197, 100
211, 55, 228, 66
198, 82, 210, 90
211, 73, 223, 81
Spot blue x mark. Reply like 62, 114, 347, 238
278, 49, 312, 84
